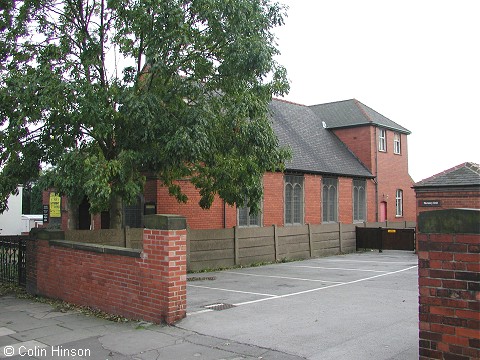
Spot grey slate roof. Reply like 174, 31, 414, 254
309, 99, 411, 134
413, 162, 480, 188
269, 99, 373, 178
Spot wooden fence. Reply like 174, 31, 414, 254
187, 221, 415, 271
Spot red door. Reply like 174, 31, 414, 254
380, 201, 387, 222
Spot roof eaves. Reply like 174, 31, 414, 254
326, 122, 411, 135
284, 167, 375, 179
326, 122, 372, 130
375, 124, 411, 135
413, 183, 480, 189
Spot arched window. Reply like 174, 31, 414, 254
353, 179, 366, 222
322, 177, 338, 222
285, 175, 304, 225
238, 196, 262, 227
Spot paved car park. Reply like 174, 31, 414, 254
182, 250, 419, 360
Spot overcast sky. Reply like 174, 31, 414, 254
273, 0, 479, 182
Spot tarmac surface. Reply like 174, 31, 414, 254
0, 251, 419, 360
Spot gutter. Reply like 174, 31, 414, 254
223, 200, 227, 228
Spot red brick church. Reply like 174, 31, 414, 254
44, 99, 416, 230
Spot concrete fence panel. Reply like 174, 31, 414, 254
365, 221, 387, 228
405, 221, 417, 229
186, 221, 416, 272
386, 221, 409, 229
187, 228, 235, 271
310, 223, 341, 257
340, 223, 357, 253
237, 226, 275, 265
64, 228, 143, 249
277, 225, 310, 260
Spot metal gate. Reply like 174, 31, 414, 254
356, 227, 416, 251
0, 236, 27, 286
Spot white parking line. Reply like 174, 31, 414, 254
233, 266, 417, 307
187, 284, 278, 298
282, 265, 388, 273
187, 309, 214, 316
321, 259, 417, 265
224, 271, 343, 284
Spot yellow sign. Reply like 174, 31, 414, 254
387, 229, 397, 233
49, 193, 61, 218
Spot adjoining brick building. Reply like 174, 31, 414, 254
44, 98, 417, 230
413, 162, 480, 218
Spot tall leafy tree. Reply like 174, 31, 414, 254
0, 0, 290, 228
22, 181, 43, 214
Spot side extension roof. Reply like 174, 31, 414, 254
309, 99, 411, 134
413, 162, 480, 188
269, 99, 373, 178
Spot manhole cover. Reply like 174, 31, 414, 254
204, 303, 236, 311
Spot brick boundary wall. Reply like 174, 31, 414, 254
27, 215, 187, 324
417, 209, 480, 360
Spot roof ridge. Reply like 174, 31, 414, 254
353, 99, 373, 123
309, 98, 356, 107
465, 162, 480, 175
272, 97, 307, 107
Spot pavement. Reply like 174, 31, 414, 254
0, 295, 299, 360
0, 251, 419, 360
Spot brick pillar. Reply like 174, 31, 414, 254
417, 209, 480, 360
143, 214, 187, 324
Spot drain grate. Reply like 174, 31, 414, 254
187, 276, 217, 282
204, 303, 236, 311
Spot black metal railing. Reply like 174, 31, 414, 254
0, 236, 27, 287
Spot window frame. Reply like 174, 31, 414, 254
395, 189, 403, 217
378, 128, 387, 152
393, 133, 401, 155
352, 179, 366, 222
124, 194, 144, 228
284, 174, 304, 226
322, 177, 338, 223
237, 196, 263, 227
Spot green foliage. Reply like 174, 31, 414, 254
0, 0, 290, 224
22, 181, 43, 214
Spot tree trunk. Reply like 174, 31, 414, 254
67, 199, 79, 230
110, 194, 123, 229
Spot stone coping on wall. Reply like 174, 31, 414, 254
48, 239, 142, 258
144, 214, 187, 230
